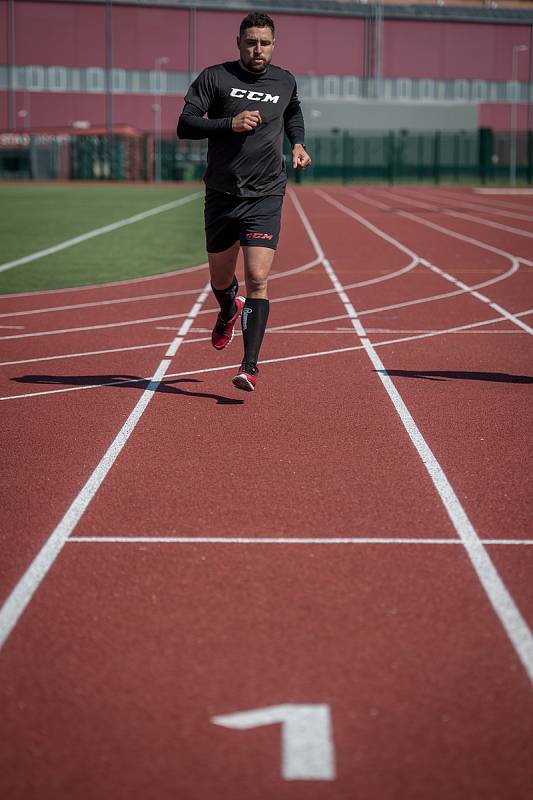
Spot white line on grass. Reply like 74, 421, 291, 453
0, 281, 211, 650
291, 188, 533, 684
0, 192, 203, 274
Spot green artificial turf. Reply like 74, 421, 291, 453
0, 183, 207, 294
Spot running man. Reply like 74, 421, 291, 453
177, 12, 311, 391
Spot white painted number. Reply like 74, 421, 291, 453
211, 704, 336, 781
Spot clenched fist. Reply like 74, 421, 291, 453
232, 110, 262, 132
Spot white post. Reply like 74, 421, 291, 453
510, 45, 528, 187
153, 56, 169, 183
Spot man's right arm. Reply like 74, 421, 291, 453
177, 102, 232, 140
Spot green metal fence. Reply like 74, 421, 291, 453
287, 129, 533, 185
1, 129, 532, 184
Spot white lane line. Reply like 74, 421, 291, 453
290, 188, 533, 684
67, 536, 533, 545
0, 340, 173, 367
421, 260, 533, 335
0, 262, 210, 300
318, 191, 520, 316
0, 286, 204, 319
335, 189, 530, 334
346, 188, 522, 265
3, 299, 525, 368
384, 186, 533, 225
0, 253, 325, 340
0, 281, 211, 650
0, 256, 321, 318
378, 187, 533, 246
474, 188, 533, 196
0, 311, 190, 340
0, 192, 203, 274
2, 236, 513, 342
3, 309, 532, 402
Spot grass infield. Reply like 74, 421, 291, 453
0, 183, 207, 295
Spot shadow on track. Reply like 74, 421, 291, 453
12, 374, 244, 405
376, 370, 533, 384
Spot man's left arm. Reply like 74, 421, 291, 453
284, 85, 312, 170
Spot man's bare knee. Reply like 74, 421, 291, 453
246, 275, 268, 296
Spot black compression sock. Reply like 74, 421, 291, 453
242, 298, 270, 368
211, 276, 238, 320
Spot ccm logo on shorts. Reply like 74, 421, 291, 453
246, 232, 273, 240
230, 88, 279, 103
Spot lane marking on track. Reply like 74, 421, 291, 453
383, 186, 533, 225
332, 190, 531, 335
0, 253, 517, 343
3, 309, 532, 401
67, 537, 533, 545
0, 340, 174, 367
350, 188, 522, 268
475, 188, 533, 195
0, 258, 322, 318
362, 188, 533, 271
0, 281, 211, 651
0, 254, 325, 338
0, 192, 203, 274
0, 262, 209, 300
316, 192, 520, 319
290, 188, 533, 685
0, 287, 205, 319
4, 297, 529, 368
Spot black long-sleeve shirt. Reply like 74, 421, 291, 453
177, 61, 305, 197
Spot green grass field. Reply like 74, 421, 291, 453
0, 183, 207, 294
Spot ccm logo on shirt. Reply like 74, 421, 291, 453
230, 88, 279, 104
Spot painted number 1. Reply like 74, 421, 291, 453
211, 704, 336, 781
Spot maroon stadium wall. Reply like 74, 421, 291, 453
1, 1, 532, 133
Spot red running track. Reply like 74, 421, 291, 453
0, 186, 532, 799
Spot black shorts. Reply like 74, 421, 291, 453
204, 189, 283, 253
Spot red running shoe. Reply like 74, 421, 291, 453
211, 296, 245, 350
232, 363, 259, 392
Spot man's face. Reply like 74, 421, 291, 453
237, 26, 275, 73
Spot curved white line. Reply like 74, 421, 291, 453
318, 190, 520, 319
380, 187, 533, 240
0, 262, 210, 301
392, 186, 533, 224
3, 309, 531, 402
0, 286, 205, 319
0, 255, 321, 318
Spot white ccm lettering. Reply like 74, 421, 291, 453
230, 88, 279, 103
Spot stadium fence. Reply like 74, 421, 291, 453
0, 128, 532, 185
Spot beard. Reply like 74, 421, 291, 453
241, 54, 270, 73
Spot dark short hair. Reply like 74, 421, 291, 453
239, 13, 275, 38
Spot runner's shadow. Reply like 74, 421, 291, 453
12, 374, 244, 405
375, 370, 533, 384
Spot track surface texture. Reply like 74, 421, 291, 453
1, 186, 532, 799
